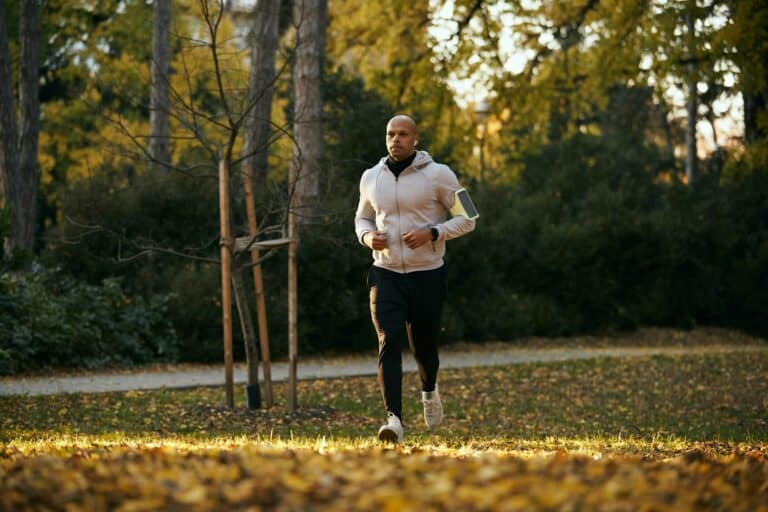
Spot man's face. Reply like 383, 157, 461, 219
386, 118, 418, 161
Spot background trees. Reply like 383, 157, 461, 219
0, 0, 766, 373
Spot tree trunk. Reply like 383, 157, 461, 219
0, 0, 39, 255
685, 77, 697, 184
659, 107, 676, 168
743, 90, 766, 144
149, 0, 171, 172
684, 9, 697, 185
292, 0, 325, 223
17, 0, 40, 252
243, 0, 281, 190
232, 265, 261, 409
0, 0, 18, 232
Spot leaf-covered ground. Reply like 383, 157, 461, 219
2, 348, 768, 510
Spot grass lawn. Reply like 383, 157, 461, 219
1, 349, 767, 510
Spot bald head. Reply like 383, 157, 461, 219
387, 115, 417, 132
386, 115, 419, 161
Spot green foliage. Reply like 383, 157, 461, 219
41, 78, 768, 368
43, 167, 227, 363
0, 267, 178, 375
23, 1, 768, 370
443, 130, 768, 340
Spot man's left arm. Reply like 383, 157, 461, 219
432, 165, 476, 241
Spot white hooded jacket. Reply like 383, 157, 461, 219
355, 151, 476, 274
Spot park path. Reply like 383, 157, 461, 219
2, 343, 767, 397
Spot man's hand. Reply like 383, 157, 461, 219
365, 231, 389, 250
402, 228, 432, 249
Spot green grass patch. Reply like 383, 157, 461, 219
2, 350, 766, 452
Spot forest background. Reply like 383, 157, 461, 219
1, 0, 766, 375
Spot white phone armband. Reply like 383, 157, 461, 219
449, 188, 479, 220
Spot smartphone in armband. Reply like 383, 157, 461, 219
449, 188, 479, 220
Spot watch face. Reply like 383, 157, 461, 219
431, 227, 439, 241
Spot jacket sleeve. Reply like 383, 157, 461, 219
354, 171, 377, 246
433, 165, 476, 241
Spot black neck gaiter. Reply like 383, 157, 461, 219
386, 151, 417, 178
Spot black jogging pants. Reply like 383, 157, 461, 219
367, 265, 446, 421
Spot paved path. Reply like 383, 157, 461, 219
1, 344, 766, 397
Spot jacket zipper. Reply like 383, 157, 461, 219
394, 173, 407, 273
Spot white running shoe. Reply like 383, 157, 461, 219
422, 385, 443, 429
378, 412, 403, 443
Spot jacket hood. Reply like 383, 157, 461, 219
378, 150, 434, 170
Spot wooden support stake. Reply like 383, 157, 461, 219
242, 165, 273, 408
218, 159, 234, 408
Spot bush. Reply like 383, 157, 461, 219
0, 267, 179, 375
442, 130, 768, 340
43, 170, 227, 363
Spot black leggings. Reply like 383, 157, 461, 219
367, 265, 446, 421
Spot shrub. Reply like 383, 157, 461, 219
0, 267, 179, 375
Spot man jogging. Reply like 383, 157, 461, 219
355, 114, 477, 443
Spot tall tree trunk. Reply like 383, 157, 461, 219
684, 9, 698, 185
0, 0, 39, 255
659, 107, 676, 168
685, 77, 697, 184
17, 0, 40, 252
149, 0, 171, 172
292, 0, 325, 223
0, 0, 18, 233
243, 0, 281, 190
743, 90, 766, 144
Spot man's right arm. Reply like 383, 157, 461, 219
355, 172, 376, 247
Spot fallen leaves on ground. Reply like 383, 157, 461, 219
1, 444, 767, 511
2, 347, 768, 510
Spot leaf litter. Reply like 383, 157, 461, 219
1, 348, 767, 510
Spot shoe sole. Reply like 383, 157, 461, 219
378, 427, 400, 443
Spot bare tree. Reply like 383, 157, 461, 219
291, 0, 326, 222
60, 0, 296, 408
0, 0, 40, 255
149, 0, 172, 172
